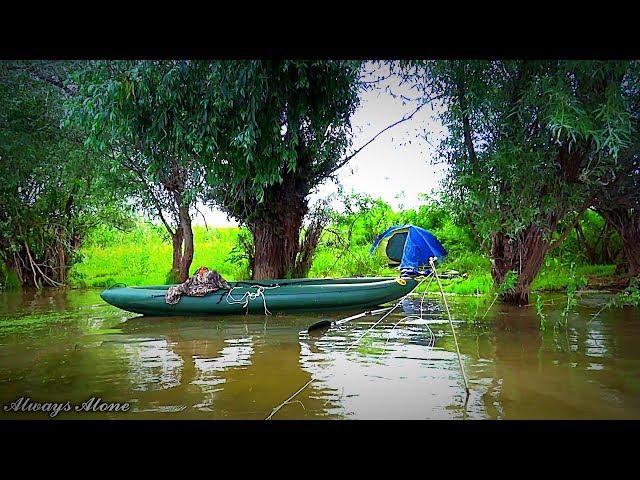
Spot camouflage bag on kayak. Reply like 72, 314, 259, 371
165, 267, 231, 305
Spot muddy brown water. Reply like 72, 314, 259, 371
0, 289, 639, 419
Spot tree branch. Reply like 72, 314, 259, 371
455, 70, 478, 168
548, 199, 593, 251
7, 63, 76, 96
194, 204, 209, 230
117, 152, 177, 237
326, 97, 438, 177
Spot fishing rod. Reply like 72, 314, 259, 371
269, 299, 407, 420
307, 306, 395, 333
270, 278, 431, 420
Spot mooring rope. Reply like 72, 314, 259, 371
226, 284, 279, 315
429, 257, 470, 397
265, 276, 429, 420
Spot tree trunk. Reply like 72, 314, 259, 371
621, 235, 640, 278
601, 221, 614, 264
574, 223, 597, 264
55, 234, 67, 285
4, 255, 23, 288
292, 211, 327, 278
491, 225, 550, 306
170, 226, 183, 283
165, 206, 195, 284
178, 205, 194, 282
249, 181, 308, 280
250, 215, 303, 280
601, 208, 640, 279
250, 224, 288, 279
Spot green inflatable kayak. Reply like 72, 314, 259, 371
100, 277, 418, 316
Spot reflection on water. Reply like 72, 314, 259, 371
1, 289, 639, 419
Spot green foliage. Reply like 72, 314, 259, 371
0, 61, 133, 287
419, 61, 635, 242
557, 262, 588, 329
0, 264, 20, 290
397, 61, 637, 301
315, 190, 485, 284
193, 61, 363, 220
535, 295, 547, 331
65, 60, 207, 233
225, 228, 253, 280
497, 271, 518, 296
68, 60, 363, 220
552, 210, 622, 264
70, 223, 246, 287
532, 261, 614, 292
433, 272, 493, 296
310, 244, 390, 278
610, 278, 640, 308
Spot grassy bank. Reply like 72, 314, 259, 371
69, 220, 617, 296
70, 223, 248, 287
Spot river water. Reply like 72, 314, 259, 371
1, 288, 639, 419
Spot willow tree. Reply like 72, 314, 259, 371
68, 60, 422, 281
403, 61, 635, 304
66, 61, 206, 282
193, 61, 369, 279
0, 61, 131, 288
595, 160, 640, 280
593, 66, 640, 280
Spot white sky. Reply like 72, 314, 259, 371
195, 64, 447, 227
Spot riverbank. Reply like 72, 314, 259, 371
62, 222, 622, 296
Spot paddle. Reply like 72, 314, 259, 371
307, 306, 394, 333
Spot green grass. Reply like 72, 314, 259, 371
532, 263, 615, 292
417, 252, 615, 296
68, 220, 619, 296
309, 245, 393, 278
69, 223, 248, 288
0, 263, 20, 290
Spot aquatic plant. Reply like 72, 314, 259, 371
557, 262, 587, 329
497, 271, 518, 297
535, 295, 547, 331
610, 278, 640, 308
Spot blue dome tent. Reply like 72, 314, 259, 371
370, 225, 447, 275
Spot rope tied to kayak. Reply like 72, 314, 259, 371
226, 284, 279, 315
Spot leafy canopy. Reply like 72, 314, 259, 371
193, 60, 363, 221
402, 60, 636, 242
0, 61, 132, 284
65, 61, 207, 228
66, 60, 363, 226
